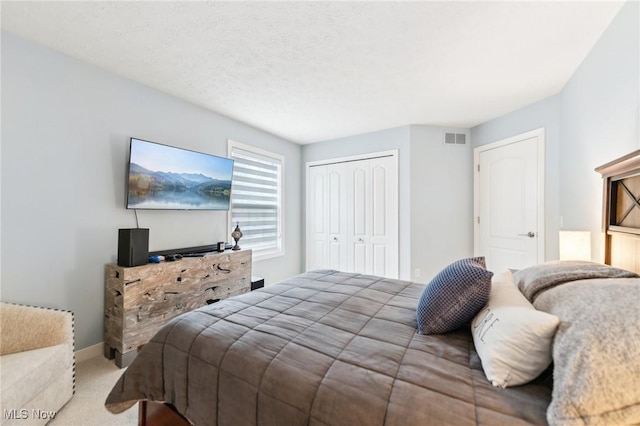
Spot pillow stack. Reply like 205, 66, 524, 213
416, 258, 560, 389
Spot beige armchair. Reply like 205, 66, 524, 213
0, 302, 75, 425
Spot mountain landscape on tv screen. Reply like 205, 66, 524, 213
128, 163, 232, 209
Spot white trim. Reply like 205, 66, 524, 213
75, 342, 104, 363
306, 149, 398, 168
228, 139, 285, 164
473, 127, 546, 263
227, 140, 285, 262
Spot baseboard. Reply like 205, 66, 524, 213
75, 342, 103, 363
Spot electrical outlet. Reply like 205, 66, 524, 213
414, 268, 421, 278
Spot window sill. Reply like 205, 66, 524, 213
252, 249, 284, 262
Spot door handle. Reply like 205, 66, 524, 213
518, 232, 536, 238
333, 237, 338, 241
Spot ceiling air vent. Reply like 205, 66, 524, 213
443, 132, 468, 145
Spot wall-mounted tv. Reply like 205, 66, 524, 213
126, 138, 234, 210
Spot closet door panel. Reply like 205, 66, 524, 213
327, 163, 348, 271
311, 241, 326, 270
347, 161, 371, 274
308, 166, 327, 270
369, 157, 398, 278
373, 244, 387, 277
328, 169, 342, 235
312, 174, 325, 234
372, 165, 387, 236
329, 241, 342, 270
352, 166, 368, 237
354, 242, 367, 274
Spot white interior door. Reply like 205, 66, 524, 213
306, 151, 398, 279
345, 156, 398, 277
475, 129, 545, 272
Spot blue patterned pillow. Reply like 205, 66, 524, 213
417, 257, 493, 334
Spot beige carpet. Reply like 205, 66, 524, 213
50, 356, 137, 426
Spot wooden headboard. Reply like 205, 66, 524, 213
596, 149, 640, 273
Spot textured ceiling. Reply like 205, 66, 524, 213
1, 1, 626, 144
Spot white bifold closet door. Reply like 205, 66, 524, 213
307, 154, 398, 279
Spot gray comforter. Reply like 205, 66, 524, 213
105, 270, 551, 425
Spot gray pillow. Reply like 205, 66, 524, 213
416, 257, 493, 334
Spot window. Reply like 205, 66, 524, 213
228, 140, 284, 260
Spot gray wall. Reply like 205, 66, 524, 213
2, 0, 637, 351
559, 0, 639, 262
471, 0, 639, 263
471, 95, 561, 261
302, 125, 475, 282
1, 33, 303, 350
410, 125, 474, 280
302, 126, 412, 280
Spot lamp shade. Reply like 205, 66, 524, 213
559, 231, 591, 261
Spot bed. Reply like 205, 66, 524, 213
105, 150, 640, 426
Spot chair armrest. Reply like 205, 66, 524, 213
0, 302, 74, 355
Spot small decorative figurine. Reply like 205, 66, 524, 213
231, 222, 243, 251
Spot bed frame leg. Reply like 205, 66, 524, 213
138, 401, 147, 426
137, 400, 191, 426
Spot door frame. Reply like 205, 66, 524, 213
473, 128, 546, 263
305, 150, 399, 273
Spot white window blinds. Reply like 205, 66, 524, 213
228, 141, 284, 260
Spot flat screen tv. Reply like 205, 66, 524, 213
126, 138, 234, 210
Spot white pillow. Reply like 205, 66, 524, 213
471, 270, 560, 388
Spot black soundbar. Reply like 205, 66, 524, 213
149, 243, 231, 257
